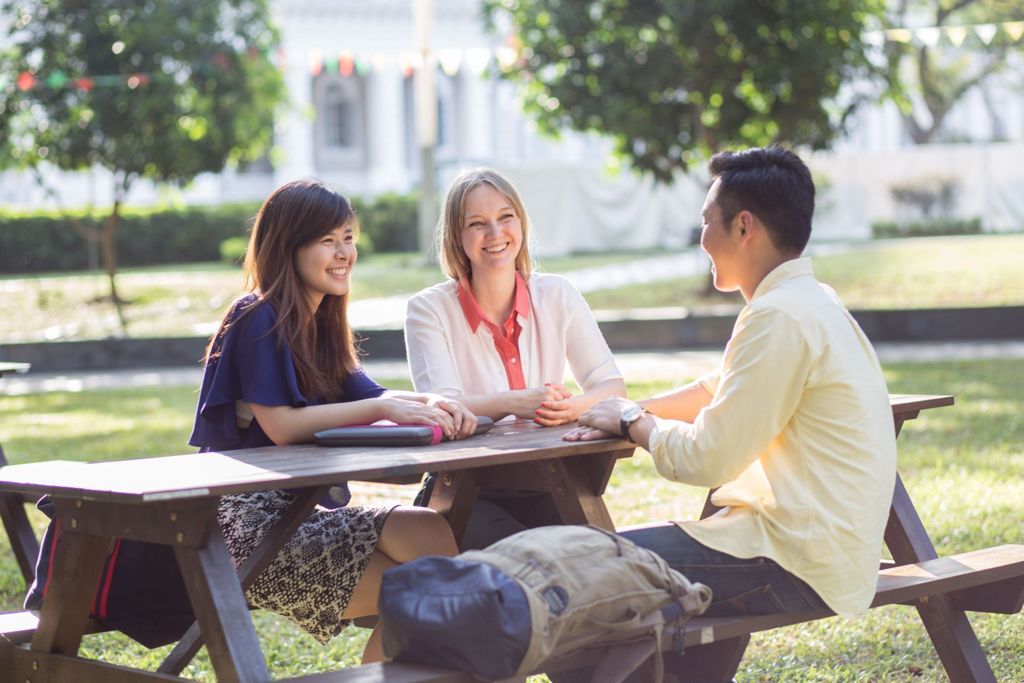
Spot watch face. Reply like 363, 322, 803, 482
621, 404, 644, 423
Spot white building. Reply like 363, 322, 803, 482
2, 1, 1023, 249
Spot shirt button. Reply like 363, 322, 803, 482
511, 358, 517, 364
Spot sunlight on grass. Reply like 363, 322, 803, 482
1, 357, 1021, 680
584, 234, 1024, 311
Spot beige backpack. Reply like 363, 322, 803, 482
460, 525, 712, 681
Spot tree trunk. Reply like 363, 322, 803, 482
99, 199, 128, 335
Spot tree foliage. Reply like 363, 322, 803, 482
0, 0, 284, 331
882, 0, 1022, 144
484, 0, 888, 182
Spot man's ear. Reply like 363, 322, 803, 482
735, 210, 755, 240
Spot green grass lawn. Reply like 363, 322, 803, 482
1, 357, 1021, 681
0, 251, 649, 343
583, 233, 1024, 312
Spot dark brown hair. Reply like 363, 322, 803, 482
207, 179, 359, 401
709, 146, 815, 254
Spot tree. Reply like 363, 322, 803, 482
0, 0, 285, 332
881, 0, 1022, 144
484, 0, 888, 183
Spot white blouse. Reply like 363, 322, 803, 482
404, 273, 622, 396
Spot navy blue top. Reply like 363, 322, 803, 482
189, 294, 387, 505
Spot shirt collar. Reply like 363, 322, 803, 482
751, 256, 814, 301
456, 271, 531, 333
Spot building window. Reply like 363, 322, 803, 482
325, 83, 356, 148
314, 73, 366, 170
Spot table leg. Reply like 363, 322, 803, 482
30, 528, 110, 656
664, 634, 750, 683
473, 453, 623, 530
885, 474, 996, 683
428, 470, 480, 543
174, 525, 271, 683
546, 455, 616, 530
671, 488, 751, 682
0, 446, 41, 586
159, 486, 326, 676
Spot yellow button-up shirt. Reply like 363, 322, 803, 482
649, 257, 897, 617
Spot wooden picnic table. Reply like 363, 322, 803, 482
0, 414, 633, 683
0, 393, 1018, 683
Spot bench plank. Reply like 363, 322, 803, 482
536, 545, 1022, 683
0, 610, 41, 645
0, 611, 110, 646
288, 661, 477, 682
677, 543, 1024, 648
2, 640, 187, 682
7, 546, 1018, 682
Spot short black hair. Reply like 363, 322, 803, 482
708, 146, 815, 253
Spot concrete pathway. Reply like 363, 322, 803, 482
4, 341, 1023, 396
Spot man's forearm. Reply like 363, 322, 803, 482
640, 381, 713, 423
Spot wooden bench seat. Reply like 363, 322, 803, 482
0, 610, 41, 645
672, 543, 1024, 648
287, 663, 476, 682
0, 611, 110, 646
537, 543, 1024, 681
5, 544, 1021, 682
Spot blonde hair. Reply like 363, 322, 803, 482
437, 168, 533, 281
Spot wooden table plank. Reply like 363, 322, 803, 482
0, 397, 954, 505
0, 421, 632, 502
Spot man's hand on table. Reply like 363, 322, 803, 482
564, 397, 655, 449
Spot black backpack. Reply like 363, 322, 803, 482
25, 495, 195, 648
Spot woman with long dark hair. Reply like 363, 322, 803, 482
190, 179, 474, 661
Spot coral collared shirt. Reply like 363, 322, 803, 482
404, 272, 622, 407
454, 273, 531, 390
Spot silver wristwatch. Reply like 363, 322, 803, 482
619, 403, 647, 441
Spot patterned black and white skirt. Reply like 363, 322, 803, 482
217, 490, 394, 643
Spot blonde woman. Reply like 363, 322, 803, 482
404, 168, 626, 548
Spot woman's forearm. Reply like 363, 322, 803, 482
572, 377, 627, 415
249, 400, 392, 445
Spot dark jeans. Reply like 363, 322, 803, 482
620, 522, 827, 616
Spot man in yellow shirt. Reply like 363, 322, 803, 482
566, 146, 897, 619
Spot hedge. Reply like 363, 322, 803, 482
354, 192, 418, 253
871, 217, 983, 239
0, 204, 260, 274
0, 192, 418, 274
